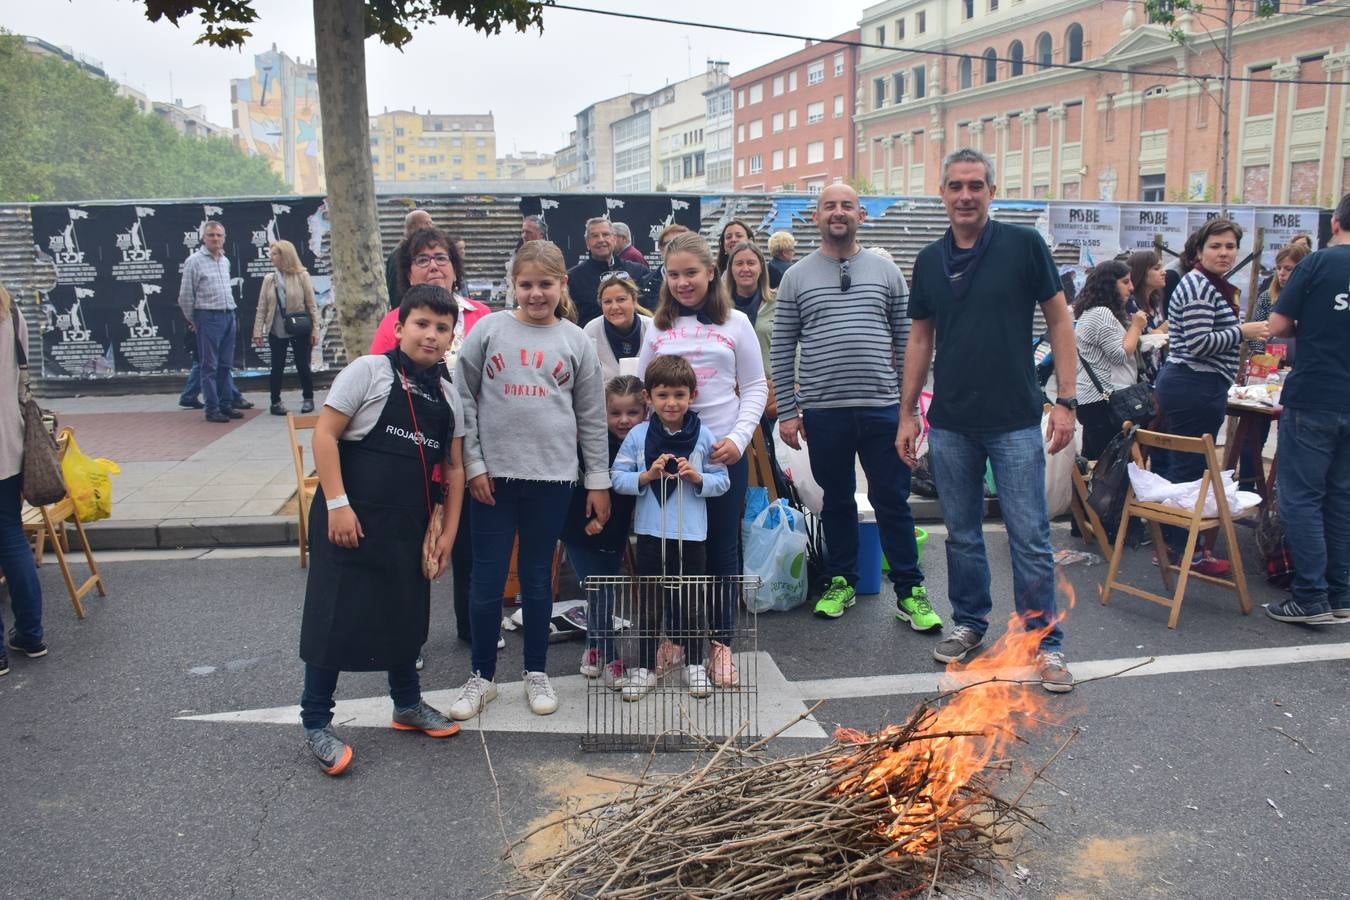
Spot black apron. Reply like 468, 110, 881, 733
300, 354, 452, 671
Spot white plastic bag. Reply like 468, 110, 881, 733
1042, 409, 1082, 518
743, 500, 809, 613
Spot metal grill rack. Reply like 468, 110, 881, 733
581, 574, 759, 752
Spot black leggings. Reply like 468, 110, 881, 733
268, 333, 314, 403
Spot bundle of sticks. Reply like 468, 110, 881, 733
512, 700, 1050, 899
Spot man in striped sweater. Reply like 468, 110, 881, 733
771, 184, 936, 630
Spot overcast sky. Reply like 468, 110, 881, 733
4, 1, 860, 154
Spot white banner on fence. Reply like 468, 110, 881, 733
1119, 204, 1190, 257
1047, 203, 1122, 264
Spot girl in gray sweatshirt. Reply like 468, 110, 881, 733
448, 240, 611, 723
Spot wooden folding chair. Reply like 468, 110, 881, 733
1100, 427, 1255, 628
286, 413, 321, 568
20, 428, 105, 619
746, 425, 780, 503
1068, 460, 1114, 560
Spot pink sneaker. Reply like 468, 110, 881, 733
708, 641, 738, 688
655, 640, 685, 678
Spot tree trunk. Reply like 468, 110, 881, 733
313, 0, 386, 359
1218, 0, 1235, 214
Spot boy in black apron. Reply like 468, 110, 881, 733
298, 285, 465, 775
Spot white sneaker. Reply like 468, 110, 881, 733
523, 670, 558, 715
448, 672, 497, 721
684, 663, 712, 698
621, 667, 656, 701
602, 659, 629, 691
579, 647, 602, 678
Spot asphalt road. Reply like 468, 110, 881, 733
2, 525, 1347, 899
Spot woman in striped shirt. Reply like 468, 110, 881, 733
1152, 218, 1269, 575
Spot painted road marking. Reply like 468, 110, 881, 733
179, 641, 1350, 738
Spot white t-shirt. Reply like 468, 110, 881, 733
324, 355, 463, 458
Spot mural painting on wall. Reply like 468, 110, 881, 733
31, 198, 332, 381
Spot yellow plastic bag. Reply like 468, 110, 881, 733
60, 433, 120, 522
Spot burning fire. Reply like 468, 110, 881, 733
834, 573, 1078, 854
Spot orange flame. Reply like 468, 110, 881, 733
833, 571, 1078, 853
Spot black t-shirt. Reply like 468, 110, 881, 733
909, 219, 1061, 433
1272, 244, 1350, 412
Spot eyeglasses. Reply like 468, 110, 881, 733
839, 258, 851, 293
412, 253, 452, 269
600, 270, 634, 284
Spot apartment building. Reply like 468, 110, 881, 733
730, 32, 861, 193
854, 0, 1349, 204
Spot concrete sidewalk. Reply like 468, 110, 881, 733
49, 387, 319, 551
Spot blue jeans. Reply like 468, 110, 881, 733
803, 405, 922, 593
178, 364, 244, 406
1153, 364, 1229, 555
468, 480, 572, 679
0, 474, 44, 646
704, 454, 748, 645
563, 541, 624, 661
928, 425, 1063, 652
299, 662, 420, 731
1277, 408, 1350, 613
193, 310, 237, 415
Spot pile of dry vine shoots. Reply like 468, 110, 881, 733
509, 699, 1061, 899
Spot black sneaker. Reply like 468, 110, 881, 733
233, 397, 255, 410
269, 402, 287, 416
303, 725, 353, 776
178, 398, 204, 410
7, 631, 48, 659
1264, 598, 1334, 625
221, 408, 244, 420
0, 649, 9, 676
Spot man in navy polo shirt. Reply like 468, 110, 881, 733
1265, 194, 1350, 625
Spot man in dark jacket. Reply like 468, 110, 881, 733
385, 209, 433, 309
567, 217, 647, 326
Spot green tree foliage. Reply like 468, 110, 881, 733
0, 32, 288, 202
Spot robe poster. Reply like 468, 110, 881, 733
518, 195, 702, 269
31, 198, 331, 380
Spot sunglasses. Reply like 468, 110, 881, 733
600, 270, 634, 284
839, 258, 851, 293
412, 253, 452, 269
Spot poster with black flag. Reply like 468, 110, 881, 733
31, 198, 331, 381
517, 194, 702, 269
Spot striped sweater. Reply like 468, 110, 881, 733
1166, 269, 1243, 383
770, 248, 910, 420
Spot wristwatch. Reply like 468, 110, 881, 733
1055, 397, 1078, 411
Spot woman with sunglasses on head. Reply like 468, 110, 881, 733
584, 269, 653, 381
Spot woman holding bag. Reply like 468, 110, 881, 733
253, 240, 320, 416
1, 285, 48, 675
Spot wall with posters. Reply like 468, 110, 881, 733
29, 198, 332, 383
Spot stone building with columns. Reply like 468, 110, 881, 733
853, 0, 1350, 205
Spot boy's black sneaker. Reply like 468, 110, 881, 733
7, 631, 48, 659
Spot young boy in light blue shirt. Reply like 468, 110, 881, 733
611, 355, 729, 698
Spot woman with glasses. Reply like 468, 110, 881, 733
584, 269, 652, 381
370, 227, 489, 662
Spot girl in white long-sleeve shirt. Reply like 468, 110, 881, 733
634, 231, 767, 691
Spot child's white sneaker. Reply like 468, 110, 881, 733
523, 670, 558, 715
602, 659, 629, 691
579, 647, 602, 678
684, 663, 712, 698
448, 672, 497, 721
622, 667, 656, 701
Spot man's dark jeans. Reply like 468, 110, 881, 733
193, 309, 237, 415
1277, 407, 1350, 613
802, 405, 921, 594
